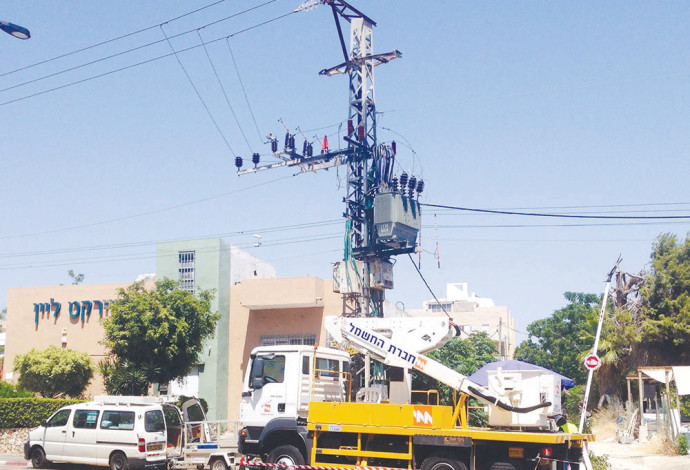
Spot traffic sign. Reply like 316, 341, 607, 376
584, 354, 601, 370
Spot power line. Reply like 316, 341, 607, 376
0, 8, 298, 108
434, 220, 690, 229
0, 0, 228, 78
226, 38, 265, 144
0, 174, 296, 240
421, 203, 690, 220
407, 253, 452, 319
198, 30, 254, 153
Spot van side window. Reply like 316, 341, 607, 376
100, 411, 135, 430
262, 355, 286, 384
47, 409, 71, 427
73, 410, 99, 430
145, 410, 165, 432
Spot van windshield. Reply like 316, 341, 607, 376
145, 410, 165, 432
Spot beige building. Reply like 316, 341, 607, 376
408, 282, 516, 359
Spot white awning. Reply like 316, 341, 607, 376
639, 368, 670, 383
672, 366, 690, 395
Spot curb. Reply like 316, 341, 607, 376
0, 461, 27, 466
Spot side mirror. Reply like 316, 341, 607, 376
250, 357, 265, 390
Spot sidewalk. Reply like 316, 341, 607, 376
588, 437, 690, 470
0, 454, 27, 466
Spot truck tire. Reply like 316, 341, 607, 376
267, 445, 305, 466
420, 455, 468, 470
30, 447, 49, 469
210, 457, 228, 470
109, 452, 129, 470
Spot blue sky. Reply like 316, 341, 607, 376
2, 0, 689, 342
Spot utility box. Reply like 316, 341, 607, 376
333, 260, 363, 294
486, 369, 562, 431
374, 192, 421, 247
369, 259, 393, 290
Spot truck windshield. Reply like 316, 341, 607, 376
259, 355, 286, 384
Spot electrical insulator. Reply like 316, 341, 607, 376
308, 143, 313, 157
290, 135, 296, 150
284, 132, 290, 148
400, 172, 408, 190
408, 176, 417, 191
416, 179, 424, 196
271, 139, 278, 153
235, 156, 243, 170
303, 141, 308, 155
348, 119, 354, 136
358, 125, 365, 141
391, 176, 399, 193
252, 153, 260, 167
391, 141, 397, 155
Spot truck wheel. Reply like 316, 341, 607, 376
109, 452, 129, 470
210, 457, 228, 470
420, 456, 468, 470
30, 447, 49, 469
267, 445, 305, 466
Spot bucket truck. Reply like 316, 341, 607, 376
238, 316, 589, 470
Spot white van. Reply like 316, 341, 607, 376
24, 396, 181, 470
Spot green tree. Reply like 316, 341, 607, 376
13, 346, 94, 398
67, 270, 85, 285
100, 278, 219, 395
515, 292, 603, 386
412, 332, 497, 426
637, 233, 690, 364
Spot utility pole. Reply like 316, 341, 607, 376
236, 1, 421, 322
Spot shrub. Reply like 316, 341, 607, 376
0, 398, 82, 428
14, 346, 94, 398
677, 434, 688, 456
0, 381, 33, 398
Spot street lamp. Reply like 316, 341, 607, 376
0, 20, 30, 40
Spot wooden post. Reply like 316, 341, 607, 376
627, 377, 632, 408
638, 370, 644, 427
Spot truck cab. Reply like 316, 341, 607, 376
238, 345, 350, 464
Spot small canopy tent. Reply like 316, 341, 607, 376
468, 359, 575, 389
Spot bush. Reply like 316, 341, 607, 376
0, 381, 33, 398
589, 451, 611, 470
14, 346, 94, 398
0, 398, 82, 428
677, 434, 689, 456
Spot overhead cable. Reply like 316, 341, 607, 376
0, 0, 228, 78
421, 203, 690, 220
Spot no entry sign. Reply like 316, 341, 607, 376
584, 354, 601, 370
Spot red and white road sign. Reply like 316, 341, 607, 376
584, 354, 601, 370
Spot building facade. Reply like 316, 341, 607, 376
408, 282, 516, 359
2, 238, 342, 420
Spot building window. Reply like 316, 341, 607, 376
178, 251, 195, 292
428, 302, 452, 312
260, 334, 317, 346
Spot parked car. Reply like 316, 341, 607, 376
24, 396, 186, 470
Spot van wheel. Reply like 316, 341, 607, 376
30, 447, 49, 469
109, 452, 129, 470
267, 445, 305, 466
420, 455, 468, 470
210, 457, 228, 470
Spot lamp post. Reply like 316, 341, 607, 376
0, 20, 30, 39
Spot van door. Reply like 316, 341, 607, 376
181, 399, 211, 443
96, 409, 137, 465
41, 408, 72, 460
63, 408, 99, 464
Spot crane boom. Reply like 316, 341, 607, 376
325, 316, 554, 416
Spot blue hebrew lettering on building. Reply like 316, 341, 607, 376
69, 301, 81, 319
81, 301, 92, 322
50, 298, 61, 317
